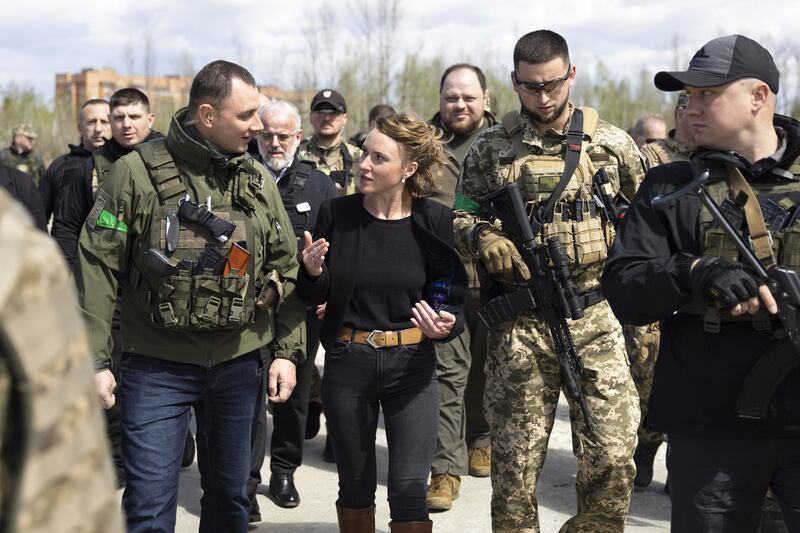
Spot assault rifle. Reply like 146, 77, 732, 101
477, 182, 596, 434
653, 170, 800, 419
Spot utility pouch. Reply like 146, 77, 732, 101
542, 219, 575, 263
573, 216, 607, 265
781, 226, 800, 272
703, 228, 740, 262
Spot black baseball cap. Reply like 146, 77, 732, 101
310, 89, 347, 113
655, 35, 779, 94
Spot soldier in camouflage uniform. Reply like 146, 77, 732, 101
0, 187, 124, 533
0, 123, 46, 186
298, 89, 362, 196
453, 30, 642, 532
626, 92, 695, 489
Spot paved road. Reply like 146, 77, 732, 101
168, 360, 671, 532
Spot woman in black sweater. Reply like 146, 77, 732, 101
298, 114, 466, 533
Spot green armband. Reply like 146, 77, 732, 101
95, 209, 128, 234
453, 194, 480, 214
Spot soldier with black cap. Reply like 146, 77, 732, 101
298, 89, 362, 195
603, 34, 800, 531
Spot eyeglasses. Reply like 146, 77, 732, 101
513, 66, 571, 94
259, 131, 298, 143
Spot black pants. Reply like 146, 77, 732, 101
248, 309, 322, 499
323, 339, 438, 522
668, 434, 800, 532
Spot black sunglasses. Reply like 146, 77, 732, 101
513, 65, 571, 94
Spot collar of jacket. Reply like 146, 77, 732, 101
67, 143, 93, 158
100, 130, 164, 162
166, 107, 253, 173
694, 114, 800, 178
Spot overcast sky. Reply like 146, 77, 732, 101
2, 0, 799, 102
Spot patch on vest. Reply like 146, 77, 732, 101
85, 189, 108, 229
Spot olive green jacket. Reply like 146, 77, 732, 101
74, 109, 305, 368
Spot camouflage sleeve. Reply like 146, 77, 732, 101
452, 138, 496, 258
259, 179, 306, 364
615, 132, 647, 201
73, 157, 144, 368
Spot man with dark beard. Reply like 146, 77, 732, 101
247, 98, 335, 522
453, 30, 644, 532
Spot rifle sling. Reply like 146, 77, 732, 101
726, 165, 776, 269
736, 338, 800, 419
529, 108, 585, 235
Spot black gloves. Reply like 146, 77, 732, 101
690, 257, 760, 308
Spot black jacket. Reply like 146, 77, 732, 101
39, 143, 92, 221
297, 193, 467, 351
602, 113, 800, 438
0, 163, 46, 231
257, 156, 337, 242
59, 132, 163, 267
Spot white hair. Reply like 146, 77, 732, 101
258, 98, 302, 132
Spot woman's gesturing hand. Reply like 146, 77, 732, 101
410, 300, 456, 340
302, 231, 329, 277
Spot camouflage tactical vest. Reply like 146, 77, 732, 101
501, 108, 614, 270
132, 139, 269, 331
0, 188, 124, 533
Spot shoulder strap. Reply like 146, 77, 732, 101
579, 106, 599, 138
134, 139, 187, 204
293, 160, 315, 191
530, 108, 586, 233
727, 165, 776, 269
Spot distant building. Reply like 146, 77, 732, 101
55, 68, 311, 123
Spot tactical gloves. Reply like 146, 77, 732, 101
476, 227, 531, 281
690, 256, 760, 308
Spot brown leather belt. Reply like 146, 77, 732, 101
337, 326, 425, 349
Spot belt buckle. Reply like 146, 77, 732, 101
365, 330, 383, 349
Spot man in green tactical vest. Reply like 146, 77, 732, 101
74, 60, 306, 532
0, 123, 46, 187
0, 187, 124, 533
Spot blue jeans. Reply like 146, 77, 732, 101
322, 339, 439, 522
119, 351, 262, 533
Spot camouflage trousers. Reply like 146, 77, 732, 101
622, 323, 664, 449
485, 300, 639, 533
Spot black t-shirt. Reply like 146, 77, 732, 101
341, 207, 426, 331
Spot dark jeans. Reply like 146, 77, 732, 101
668, 434, 800, 532
323, 339, 439, 522
119, 351, 262, 533
248, 310, 322, 503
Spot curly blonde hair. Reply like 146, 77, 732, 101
375, 113, 447, 198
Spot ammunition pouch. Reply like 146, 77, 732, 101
151, 270, 253, 330
541, 215, 610, 266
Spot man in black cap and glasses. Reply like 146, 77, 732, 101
603, 34, 800, 531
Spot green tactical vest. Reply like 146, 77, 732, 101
132, 139, 270, 331
0, 188, 124, 533
500, 108, 615, 292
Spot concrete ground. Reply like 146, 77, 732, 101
164, 357, 671, 532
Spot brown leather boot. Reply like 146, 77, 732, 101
388, 520, 433, 532
336, 505, 375, 533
